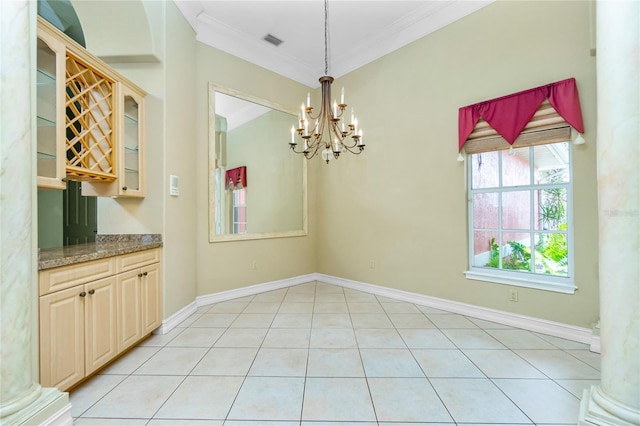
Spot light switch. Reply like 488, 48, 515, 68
169, 175, 179, 196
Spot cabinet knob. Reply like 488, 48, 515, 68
122, 186, 128, 191
88, 289, 95, 295
79, 291, 87, 297
143, 271, 148, 276
138, 273, 143, 278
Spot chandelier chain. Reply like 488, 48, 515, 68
324, 0, 328, 75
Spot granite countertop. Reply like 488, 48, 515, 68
39, 234, 162, 270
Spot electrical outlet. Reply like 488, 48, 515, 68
509, 289, 518, 302
251, 261, 257, 270
369, 260, 376, 269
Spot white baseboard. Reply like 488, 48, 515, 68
195, 273, 317, 307
317, 273, 600, 351
156, 301, 197, 335
161, 272, 599, 351
3, 388, 71, 426
158, 274, 317, 335
41, 403, 73, 426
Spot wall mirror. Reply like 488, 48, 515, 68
208, 84, 307, 242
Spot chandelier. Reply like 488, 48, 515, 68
289, 0, 364, 164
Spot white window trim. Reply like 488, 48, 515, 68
464, 268, 577, 294
465, 144, 576, 295
233, 188, 247, 234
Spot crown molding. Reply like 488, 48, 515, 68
196, 11, 320, 87
174, 0, 495, 88
332, 0, 494, 78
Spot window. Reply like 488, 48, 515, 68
458, 79, 584, 294
466, 141, 575, 293
232, 188, 247, 234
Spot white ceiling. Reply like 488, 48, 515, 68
174, 0, 494, 88
215, 91, 271, 131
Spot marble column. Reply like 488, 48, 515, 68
579, 0, 640, 425
0, 1, 70, 424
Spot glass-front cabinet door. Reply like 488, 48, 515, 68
81, 83, 145, 198
119, 85, 145, 197
36, 28, 66, 189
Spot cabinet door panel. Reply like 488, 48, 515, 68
36, 24, 66, 189
85, 277, 118, 374
120, 86, 145, 197
141, 263, 162, 335
117, 269, 142, 352
40, 286, 84, 390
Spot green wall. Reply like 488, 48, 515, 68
74, 0, 199, 318
194, 42, 318, 295
37, 190, 62, 249
316, 0, 599, 328
70, 0, 600, 329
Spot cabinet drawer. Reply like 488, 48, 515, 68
117, 248, 160, 272
39, 257, 117, 296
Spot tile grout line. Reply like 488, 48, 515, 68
71, 281, 599, 425
348, 288, 381, 425
297, 280, 317, 424
400, 301, 458, 424
150, 295, 255, 423
222, 290, 285, 423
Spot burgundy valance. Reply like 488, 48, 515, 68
225, 166, 247, 190
458, 78, 584, 151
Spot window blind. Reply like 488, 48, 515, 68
463, 101, 571, 154
458, 78, 584, 155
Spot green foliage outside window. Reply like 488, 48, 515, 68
486, 172, 569, 275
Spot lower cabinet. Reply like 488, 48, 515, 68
84, 277, 119, 375
39, 248, 162, 391
141, 263, 162, 335
117, 269, 143, 352
39, 276, 117, 390
116, 258, 162, 353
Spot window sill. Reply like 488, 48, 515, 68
464, 269, 577, 294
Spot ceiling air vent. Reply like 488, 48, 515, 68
263, 33, 283, 47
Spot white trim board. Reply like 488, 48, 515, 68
41, 404, 72, 426
158, 272, 600, 352
317, 274, 598, 350
156, 301, 197, 335
196, 273, 317, 307
157, 273, 317, 335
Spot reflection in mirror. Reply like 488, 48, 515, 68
209, 84, 307, 242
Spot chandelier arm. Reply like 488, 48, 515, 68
342, 135, 360, 148
290, 143, 310, 155
330, 121, 344, 144
306, 108, 321, 122
316, 113, 327, 145
305, 141, 322, 159
340, 145, 365, 155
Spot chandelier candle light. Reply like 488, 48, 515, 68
289, 0, 365, 164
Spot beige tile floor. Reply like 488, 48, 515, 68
71, 281, 600, 425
